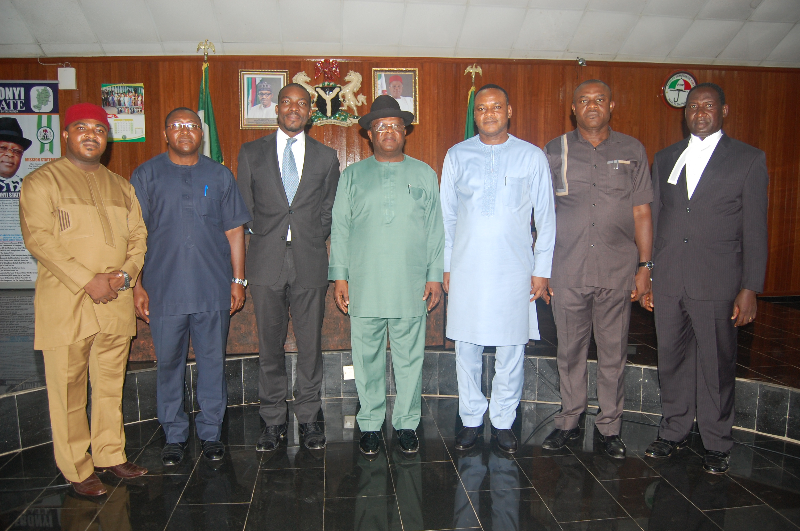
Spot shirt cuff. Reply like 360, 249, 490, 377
72, 267, 98, 294
328, 266, 348, 281
426, 268, 444, 282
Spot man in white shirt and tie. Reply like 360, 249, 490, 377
642, 83, 768, 474
237, 83, 341, 452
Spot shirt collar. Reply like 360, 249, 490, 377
573, 126, 620, 146
689, 129, 723, 151
276, 128, 305, 149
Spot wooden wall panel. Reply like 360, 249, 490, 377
2, 55, 799, 357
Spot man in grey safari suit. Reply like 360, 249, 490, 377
643, 83, 768, 474
236, 83, 340, 451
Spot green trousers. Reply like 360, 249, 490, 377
350, 315, 426, 432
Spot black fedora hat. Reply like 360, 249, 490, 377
0, 117, 32, 151
358, 95, 414, 129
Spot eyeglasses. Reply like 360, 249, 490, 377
373, 123, 405, 133
0, 146, 24, 157
167, 123, 202, 131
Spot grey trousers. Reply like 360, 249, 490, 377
552, 286, 631, 436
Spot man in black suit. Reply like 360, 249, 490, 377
237, 83, 340, 451
643, 83, 768, 473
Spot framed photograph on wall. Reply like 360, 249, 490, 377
372, 68, 418, 125
239, 70, 288, 129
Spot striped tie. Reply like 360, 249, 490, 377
282, 137, 299, 205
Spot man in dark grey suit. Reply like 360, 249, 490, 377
237, 83, 340, 451
643, 83, 768, 474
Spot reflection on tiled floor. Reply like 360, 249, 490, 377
3, 398, 800, 531
530, 297, 800, 390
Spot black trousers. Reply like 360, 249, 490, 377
654, 291, 738, 453
251, 247, 328, 425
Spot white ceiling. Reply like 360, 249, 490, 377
1, 0, 799, 67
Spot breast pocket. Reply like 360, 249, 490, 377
197, 186, 223, 224
57, 206, 95, 240
502, 176, 529, 209
605, 162, 634, 194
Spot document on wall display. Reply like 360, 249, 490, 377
101, 83, 145, 142
0, 80, 60, 289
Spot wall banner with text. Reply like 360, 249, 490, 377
0, 80, 60, 289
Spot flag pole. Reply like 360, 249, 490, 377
463, 64, 482, 140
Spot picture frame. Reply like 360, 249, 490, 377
239, 70, 288, 129
372, 68, 419, 125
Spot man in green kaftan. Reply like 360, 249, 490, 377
329, 96, 444, 457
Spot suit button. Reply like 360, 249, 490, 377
593, 164, 597, 168
686, 208, 690, 212
683, 238, 688, 243
592, 222, 595, 226
590, 244, 594, 247
281, 236, 286, 241
592, 183, 596, 187
289, 210, 294, 214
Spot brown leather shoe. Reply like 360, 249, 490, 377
95, 461, 148, 479
70, 473, 107, 496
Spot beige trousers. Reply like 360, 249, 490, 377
43, 333, 130, 482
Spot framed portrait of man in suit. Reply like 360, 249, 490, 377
372, 68, 418, 125
239, 70, 288, 129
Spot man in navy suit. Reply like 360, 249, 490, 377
237, 83, 340, 451
643, 83, 768, 473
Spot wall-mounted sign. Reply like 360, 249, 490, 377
662, 71, 697, 109
101, 83, 145, 142
0, 80, 61, 289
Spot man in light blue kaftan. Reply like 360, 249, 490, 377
441, 84, 555, 454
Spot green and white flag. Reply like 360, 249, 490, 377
198, 62, 223, 163
464, 85, 476, 140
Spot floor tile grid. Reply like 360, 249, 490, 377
419, 395, 560, 531
2, 473, 68, 531
631, 439, 800, 530
130, 423, 200, 531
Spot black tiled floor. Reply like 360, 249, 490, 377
3, 399, 800, 530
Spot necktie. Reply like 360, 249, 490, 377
282, 137, 299, 205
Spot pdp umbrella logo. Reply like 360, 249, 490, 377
662, 72, 697, 109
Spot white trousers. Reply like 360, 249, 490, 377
455, 341, 525, 429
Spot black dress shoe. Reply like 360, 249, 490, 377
299, 421, 326, 450
396, 429, 419, 455
161, 442, 188, 466
491, 426, 518, 454
201, 440, 225, 461
542, 427, 581, 450
703, 450, 730, 474
645, 436, 689, 458
455, 424, 483, 451
360, 431, 381, 456
597, 433, 626, 459
257, 423, 287, 452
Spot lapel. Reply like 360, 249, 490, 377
688, 133, 730, 202
294, 135, 318, 201
261, 133, 289, 207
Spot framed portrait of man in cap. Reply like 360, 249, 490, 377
372, 68, 418, 125
239, 70, 288, 129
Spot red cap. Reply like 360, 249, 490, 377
388, 75, 403, 84
64, 103, 110, 130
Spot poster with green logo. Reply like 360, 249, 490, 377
0, 80, 60, 288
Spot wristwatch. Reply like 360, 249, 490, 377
118, 270, 131, 291
638, 261, 654, 271
232, 277, 248, 287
